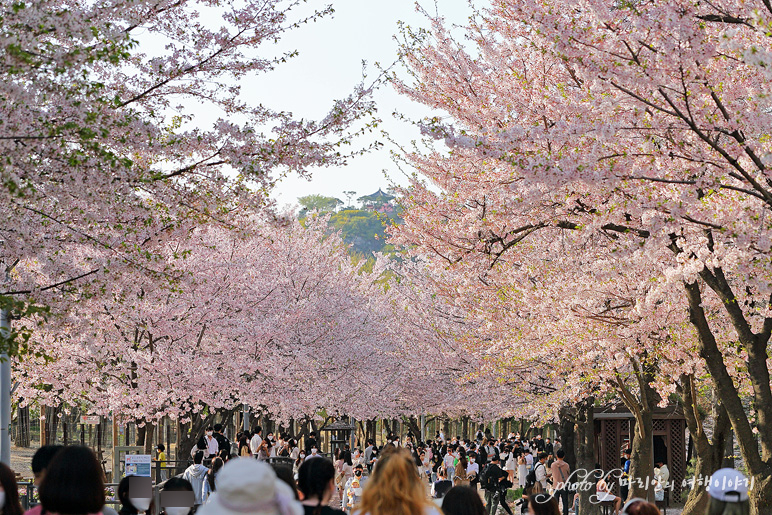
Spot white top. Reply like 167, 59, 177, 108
205, 435, 218, 456
467, 462, 479, 476
535, 462, 548, 488
290, 447, 301, 460
305, 453, 323, 461
250, 434, 262, 455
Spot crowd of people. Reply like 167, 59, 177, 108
0, 427, 752, 515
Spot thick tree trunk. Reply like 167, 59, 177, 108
679, 376, 731, 515
628, 408, 654, 501
576, 399, 600, 515
684, 279, 772, 515
176, 413, 214, 474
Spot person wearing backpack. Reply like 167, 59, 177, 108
482, 455, 512, 515
525, 452, 548, 490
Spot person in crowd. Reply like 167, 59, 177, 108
116, 476, 152, 515
30, 445, 63, 487
294, 450, 306, 478
337, 451, 354, 509
550, 450, 570, 515
197, 427, 218, 459
238, 433, 252, 457
158, 477, 194, 515
553, 439, 561, 456
344, 464, 366, 514
297, 456, 345, 515
504, 446, 516, 484
212, 424, 230, 455
203, 456, 224, 502
534, 453, 549, 491
273, 464, 300, 500
250, 426, 264, 456
357, 447, 441, 515
306, 432, 318, 454
467, 452, 480, 490
525, 449, 534, 472
517, 451, 528, 489
544, 439, 554, 459
264, 431, 277, 458
364, 441, 375, 473
288, 439, 301, 460
620, 449, 631, 501
305, 446, 322, 461
442, 486, 485, 515
182, 451, 209, 506
0, 462, 24, 515
432, 467, 453, 503
36, 446, 109, 515
619, 498, 660, 515
595, 470, 622, 515
198, 458, 301, 515
706, 468, 750, 515
482, 455, 512, 515
527, 493, 559, 515
453, 448, 469, 487
444, 446, 456, 482
154, 444, 168, 481
654, 464, 670, 489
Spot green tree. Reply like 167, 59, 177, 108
297, 195, 343, 217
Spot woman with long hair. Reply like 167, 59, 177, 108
0, 463, 23, 515
339, 451, 354, 509
238, 433, 251, 457
357, 447, 440, 515
453, 448, 469, 487
38, 446, 107, 515
297, 458, 345, 515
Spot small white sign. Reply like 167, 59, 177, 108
125, 454, 152, 477
80, 416, 100, 425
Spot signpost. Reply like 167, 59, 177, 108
125, 454, 152, 477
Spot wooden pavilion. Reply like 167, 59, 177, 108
594, 404, 687, 500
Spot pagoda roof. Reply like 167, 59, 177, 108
358, 188, 395, 202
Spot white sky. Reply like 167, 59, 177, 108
256, 0, 475, 209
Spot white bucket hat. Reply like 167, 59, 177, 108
197, 458, 302, 515
707, 468, 750, 503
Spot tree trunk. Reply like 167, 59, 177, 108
402, 416, 421, 441
144, 422, 155, 454
628, 407, 654, 501
136, 418, 146, 447
559, 406, 577, 472
678, 376, 732, 515
17, 405, 30, 447
176, 413, 214, 474
684, 279, 772, 515
576, 399, 600, 515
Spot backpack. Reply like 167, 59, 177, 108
526, 462, 543, 488
482, 464, 500, 491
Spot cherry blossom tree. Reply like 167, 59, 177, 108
392, 1, 772, 510
0, 0, 376, 353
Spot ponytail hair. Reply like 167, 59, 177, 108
297, 458, 335, 515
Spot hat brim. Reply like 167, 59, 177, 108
197, 492, 303, 515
